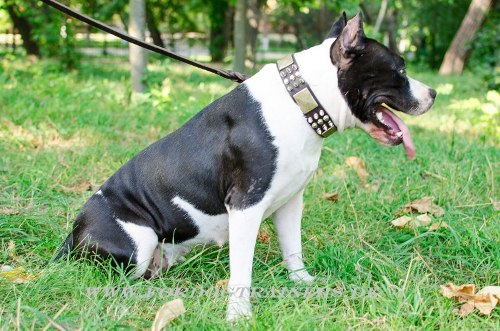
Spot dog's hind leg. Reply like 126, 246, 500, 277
72, 219, 158, 279
273, 190, 315, 283
71, 199, 158, 279
115, 219, 158, 278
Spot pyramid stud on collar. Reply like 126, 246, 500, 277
276, 54, 337, 138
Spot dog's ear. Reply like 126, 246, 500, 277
327, 12, 347, 39
339, 12, 366, 56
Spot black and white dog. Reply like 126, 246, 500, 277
54, 13, 436, 320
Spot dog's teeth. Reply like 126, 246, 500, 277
396, 131, 403, 137
376, 112, 385, 124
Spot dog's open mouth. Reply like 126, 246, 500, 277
371, 103, 415, 159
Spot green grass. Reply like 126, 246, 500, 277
0, 54, 499, 330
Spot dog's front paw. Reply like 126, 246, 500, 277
226, 296, 252, 322
289, 270, 315, 284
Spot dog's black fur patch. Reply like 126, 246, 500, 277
330, 13, 422, 124
69, 84, 277, 255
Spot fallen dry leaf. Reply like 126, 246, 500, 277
215, 279, 229, 290
428, 222, 449, 231
414, 214, 432, 227
391, 214, 432, 229
391, 215, 412, 228
0, 266, 35, 284
475, 286, 500, 315
323, 192, 339, 202
151, 298, 185, 331
440, 283, 476, 302
455, 302, 475, 317
257, 229, 271, 244
478, 286, 500, 298
345, 156, 369, 183
403, 196, 444, 216
440, 282, 500, 316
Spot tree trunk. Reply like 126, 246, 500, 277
245, 0, 262, 71
146, 5, 164, 48
439, 0, 492, 75
233, 0, 247, 72
386, 8, 399, 54
129, 0, 147, 93
5, 4, 40, 56
225, 6, 235, 50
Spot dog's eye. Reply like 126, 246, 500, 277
399, 68, 406, 75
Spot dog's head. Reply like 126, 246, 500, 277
329, 13, 436, 159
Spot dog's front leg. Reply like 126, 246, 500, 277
226, 207, 264, 321
273, 190, 315, 283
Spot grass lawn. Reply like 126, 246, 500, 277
0, 53, 498, 330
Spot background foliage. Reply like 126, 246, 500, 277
0, 0, 498, 79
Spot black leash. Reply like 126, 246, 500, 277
40, 0, 248, 83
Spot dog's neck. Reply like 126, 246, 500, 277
293, 39, 357, 133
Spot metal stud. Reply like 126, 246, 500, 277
293, 82, 299, 87
284, 78, 289, 84
293, 89, 318, 113
286, 67, 292, 73
299, 79, 305, 84
307, 117, 313, 123
319, 110, 324, 116
287, 86, 293, 91
290, 75, 295, 81
316, 128, 322, 135
314, 113, 319, 120
323, 124, 328, 130
292, 64, 298, 70
328, 121, 334, 126
323, 115, 329, 121
280, 71, 286, 77
295, 71, 301, 77
312, 123, 318, 129
318, 119, 324, 125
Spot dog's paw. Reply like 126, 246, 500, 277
289, 270, 315, 284
226, 297, 252, 322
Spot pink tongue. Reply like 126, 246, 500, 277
379, 108, 416, 160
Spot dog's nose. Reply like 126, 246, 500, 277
429, 88, 437, 99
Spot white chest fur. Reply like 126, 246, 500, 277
172, 195, 229, 246
243, 39, 355, 217
170, 39, 355, 245
244, 66, 323, 217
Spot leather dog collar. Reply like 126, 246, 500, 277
276, 54, 337, 138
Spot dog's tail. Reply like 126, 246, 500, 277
50, 232, 74, 262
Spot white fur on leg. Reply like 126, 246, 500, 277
226, 205, 265, 321
273, 190, 315, 284
286, 253, 315, 284
227, 290, 252, 322
116, 219, 158, 278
